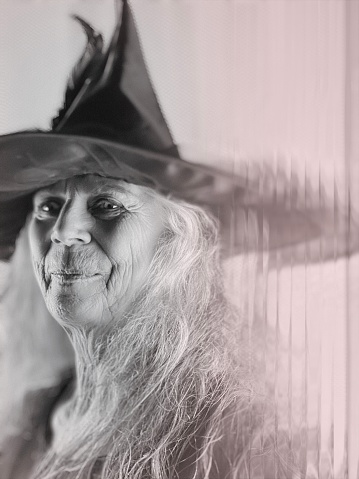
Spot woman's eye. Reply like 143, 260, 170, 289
90, 199, 126, 218
35, 200, 62, 218
98, 201, 119, 210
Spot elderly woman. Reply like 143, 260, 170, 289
0, 2, 307, 479
0, 3, 253, 478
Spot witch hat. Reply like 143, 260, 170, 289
0, 0, 353, 261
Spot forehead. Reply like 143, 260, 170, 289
35, 175, 152, 200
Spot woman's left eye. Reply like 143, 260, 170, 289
90, 199, 126, 218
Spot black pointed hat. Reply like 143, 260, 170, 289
0, 0, 353, 261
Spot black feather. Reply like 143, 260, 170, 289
52, 16, 104, 130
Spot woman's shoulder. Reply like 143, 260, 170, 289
0, 370, 74, 479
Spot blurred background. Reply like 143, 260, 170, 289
0, 0, 358, 477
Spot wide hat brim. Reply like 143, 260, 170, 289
0, 130, 345, 262
0, 132, 244, 202
0, 129, 243, 260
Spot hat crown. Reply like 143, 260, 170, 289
52, 0, 179, 156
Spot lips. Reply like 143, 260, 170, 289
51, 271, 98, 278
44, 249, 112, 287
47, 270, 104, 285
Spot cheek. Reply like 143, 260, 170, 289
28, 218, 52, 257
28, 218, 52, 283
99, 215, 164, 297
104, 214, 163, 265
132, 230, 159, 266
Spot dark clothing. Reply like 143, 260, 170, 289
0, 372, 73, 479
0, 373, 294, 479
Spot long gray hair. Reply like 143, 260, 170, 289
1, 193, 258, 479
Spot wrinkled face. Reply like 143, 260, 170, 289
28, 175, 167, 328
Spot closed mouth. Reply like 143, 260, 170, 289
50, 272, 101, 281
50, 271, 98, 278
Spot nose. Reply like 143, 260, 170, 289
51, 200, 92, 246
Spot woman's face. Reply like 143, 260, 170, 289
29, 174, 167, 328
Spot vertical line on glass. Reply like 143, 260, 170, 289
287, 153, 294, 478
274, 151, 280, 478
347, 27, 356, 479
317, 161, 323, 479
261, 154, 269, 479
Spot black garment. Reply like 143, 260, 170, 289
0, 371, 74, 479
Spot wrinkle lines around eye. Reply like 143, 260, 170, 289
125, 202, 143, 213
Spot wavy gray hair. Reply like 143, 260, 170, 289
2, 193, 258, 479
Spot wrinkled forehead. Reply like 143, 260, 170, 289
36, 174, 156, 201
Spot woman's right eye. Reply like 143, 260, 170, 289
35, 199, 62, 218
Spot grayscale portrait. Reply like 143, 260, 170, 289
0, 1, 357, 478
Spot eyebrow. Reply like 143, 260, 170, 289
34, 180, 138, 200
90, 184, 139, 202
92, 184, 130, 194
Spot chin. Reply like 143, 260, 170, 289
46, 294, 111, 330
43, 275, 113, 327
